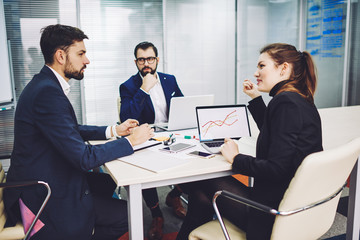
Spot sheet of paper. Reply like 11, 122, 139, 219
133, 140, 161, 151
117, 149, 190, 173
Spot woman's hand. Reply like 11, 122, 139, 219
243, 79, 261, 99
220, 138, 239, 164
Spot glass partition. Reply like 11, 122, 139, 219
236, 0, 300, 105
348, 0, 360, 105
80, 0, 163, 125
305, 0, 348, 108
165, 0, 236, 105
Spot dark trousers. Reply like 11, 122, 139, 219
142, 184, 184, 210
27, 173, 127, 240
87, 173, 128, 240
142, 188, 159, 209
91, 194, 128, 240
176, 176, 250, 240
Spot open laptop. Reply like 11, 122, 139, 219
155, 95, 214, 131
196, 104, 251, 153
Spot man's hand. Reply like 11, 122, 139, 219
220, 138, 239, 164
116, 119, 139, 136
127, 124, 154, 146
141, 73, 158, 93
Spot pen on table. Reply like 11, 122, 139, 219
174, 133, 197, 139
0, 106, 13, 111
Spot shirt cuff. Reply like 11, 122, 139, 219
105, 126, 112, 139
124, 137, 133, 147
140, 88, 150, 95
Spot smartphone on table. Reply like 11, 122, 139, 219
187, 150, 215, 159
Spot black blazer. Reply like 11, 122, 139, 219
232, 81, 323, 239
4, 66, 134, 239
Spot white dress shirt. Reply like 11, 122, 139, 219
140, 72, 168, 124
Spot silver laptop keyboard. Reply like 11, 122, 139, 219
204, 141, 224, 147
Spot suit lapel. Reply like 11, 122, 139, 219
158, 73, 172, 109
41, 66, 79, 125
134, 72, 143, 88
135, 72, 156, 122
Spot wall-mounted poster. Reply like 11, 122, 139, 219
306, 0, 347, 108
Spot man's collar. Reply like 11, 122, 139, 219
46, 65, 71, 96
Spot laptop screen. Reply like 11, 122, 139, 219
165, 95, 214, 130
196, 105, 251, 142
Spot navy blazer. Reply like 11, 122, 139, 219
232, 81, 323, 239
119, 72, 183, 124
4, 66, 134, 240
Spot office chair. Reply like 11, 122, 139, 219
117, 96, 121, 124
0, 163, 51, 240
189, 137, 360, 240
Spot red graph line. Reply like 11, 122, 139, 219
201, 110, 238, 135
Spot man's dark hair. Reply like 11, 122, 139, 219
40, 24, 88, 64
134, 41, 158, 58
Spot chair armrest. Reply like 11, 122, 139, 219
214, 181, 346, 217
212, 190, 274, 240
0, 180, 51, 240
217, 190, 276, 215
0, 181, 39, 188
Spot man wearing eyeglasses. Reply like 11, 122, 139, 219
120, 41, 185, 240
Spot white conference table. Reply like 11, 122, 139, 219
104, 134, 240, 240
103, 105, 360, 240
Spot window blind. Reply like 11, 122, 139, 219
0, 0, 81, 158
3, 0, 82, 122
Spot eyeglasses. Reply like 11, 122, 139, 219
136, 57, 156, 65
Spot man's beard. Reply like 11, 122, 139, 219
140, 65, 157, 77
64, 62, 86, 80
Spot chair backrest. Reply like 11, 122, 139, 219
0, 162, 6, 232
271, 137, 360, 240
117, 96, 121, 123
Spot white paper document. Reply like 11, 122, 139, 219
133, 140, 161, 151
117, 149, 190, 173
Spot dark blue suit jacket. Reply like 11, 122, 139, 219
119, 72, 183, 124
4, 66, 133, 240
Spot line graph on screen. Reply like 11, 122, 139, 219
201, 110, 239, 136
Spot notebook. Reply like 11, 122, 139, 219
155, 95, 214, 131
196, 104, 251, 153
